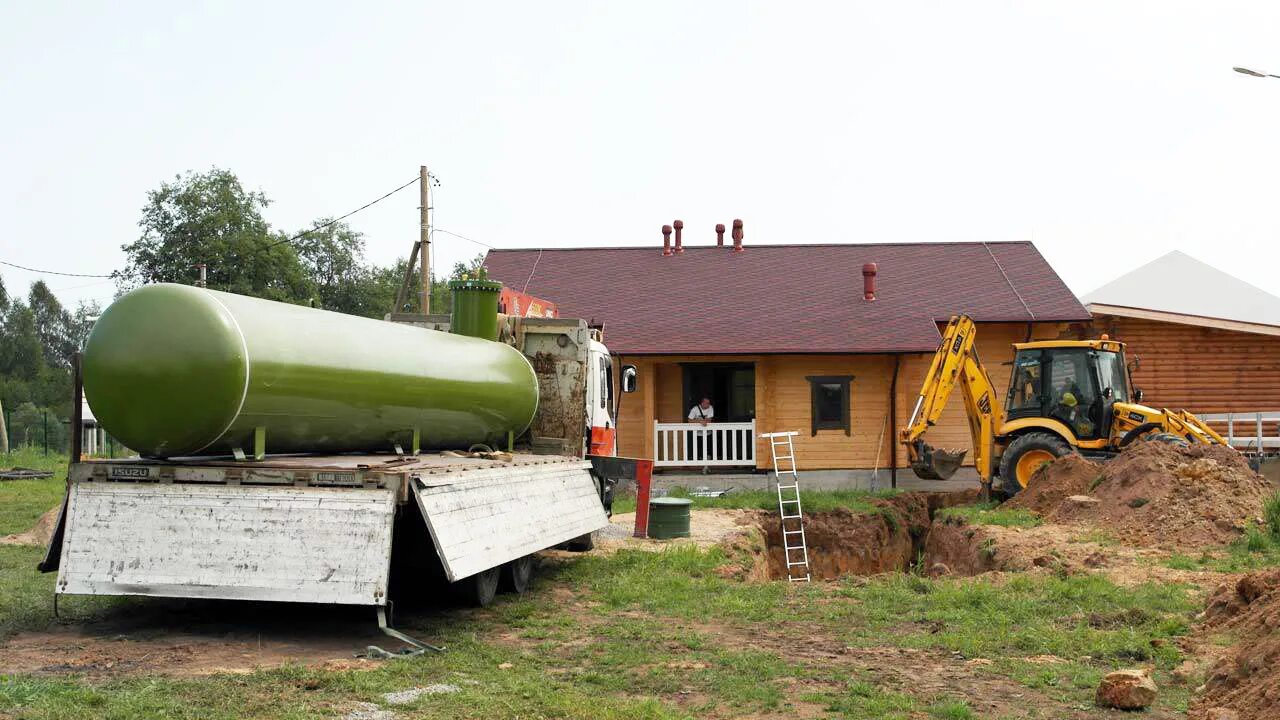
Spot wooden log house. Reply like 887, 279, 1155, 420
484, 230, 1090, 478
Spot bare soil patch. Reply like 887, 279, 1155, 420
0, 628, 387, 677
923, 518, 1233, 588
0, 602, 397, 677
596, 508, 757, 552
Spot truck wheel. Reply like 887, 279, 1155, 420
500, 555, 535, 594
998, 432, 1073, 497
461, 566, 500, 607
566, 531, 595, 552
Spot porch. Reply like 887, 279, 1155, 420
653, 421, 757, 468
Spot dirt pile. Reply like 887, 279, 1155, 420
1006, 442, 1273, 548
1, 505, 60, 547
1190, 570, 1280, 720
1002, 454, 1098, 514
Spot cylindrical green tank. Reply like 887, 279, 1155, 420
83, 283, 538, 458
647, 497, 692, 539
449, 278, 502, 341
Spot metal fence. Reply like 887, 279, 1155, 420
1195, 411, 1280, 453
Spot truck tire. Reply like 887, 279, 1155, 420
460, 566, 500, 607
998, 432, 1073, 498
500, 555, 535, 594
566, 531, 596, 552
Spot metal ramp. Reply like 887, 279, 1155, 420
761, 431, 810, 582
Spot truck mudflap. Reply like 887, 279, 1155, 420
412, 461, 607, 582
55, 482, 395, 605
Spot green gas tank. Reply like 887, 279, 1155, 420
82, 283, 538, 458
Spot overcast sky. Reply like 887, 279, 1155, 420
4, 2, 1280, 310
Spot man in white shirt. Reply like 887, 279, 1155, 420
688, 397, 714, 425
688, 397, 714, 473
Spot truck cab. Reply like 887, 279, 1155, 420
587, 338, 617, 456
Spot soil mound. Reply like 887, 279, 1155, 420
1, 505, 60, 547
1190, 570, 1280, 720
1004, 454, 1099, 515
1007, 442, 1272, 548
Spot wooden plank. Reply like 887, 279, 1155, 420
57, 482, 395, 605
412, 463, 607, 582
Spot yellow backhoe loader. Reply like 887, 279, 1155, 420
900, 314, 1228, 496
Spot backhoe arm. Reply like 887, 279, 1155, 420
899, 315, 1004, 483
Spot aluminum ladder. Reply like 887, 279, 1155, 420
761, 431, 810, 582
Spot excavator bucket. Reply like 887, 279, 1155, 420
910, 443, 967, 480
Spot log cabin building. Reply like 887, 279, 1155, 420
483, 226, 1090, 480
1082, 251, 1280, 434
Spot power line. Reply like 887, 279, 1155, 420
258, 175, 420, 252
433, 228, 495, 249
0, 260, 113, 278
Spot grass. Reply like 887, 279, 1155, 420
611, 486, 899, 515
0, 469, 1208, 719
936, 501, 1041, 528
1071, 529, 1120, 546
1265, 490, 1280, 537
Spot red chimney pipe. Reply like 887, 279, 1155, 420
661, 224, 673, 256
862, 262, 878, 301
715, 223, 725, 246
673, 219, 685, 254
731, 219, 744, 253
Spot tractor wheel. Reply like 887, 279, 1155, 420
998, 432, 1074, 497
1120, 423, 1191, 449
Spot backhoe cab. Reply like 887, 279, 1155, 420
900, 315, 1226, 496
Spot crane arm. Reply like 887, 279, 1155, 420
899, 315, 1004, 483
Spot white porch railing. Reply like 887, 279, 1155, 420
654, 421, 757, 467
1196, 411, 1280, 452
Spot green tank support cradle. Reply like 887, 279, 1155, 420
82, 284, 538, 459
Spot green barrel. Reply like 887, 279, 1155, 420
647, 497, 692, 539
449, 278, 502, 341
83, 283, 539, 458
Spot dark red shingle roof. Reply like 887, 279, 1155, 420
483, 241, 1087, 355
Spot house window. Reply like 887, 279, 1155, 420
807, 375, 853, 436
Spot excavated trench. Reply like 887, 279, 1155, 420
752, 490, 982, 581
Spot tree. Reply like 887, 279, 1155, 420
67, 300, 102, 354
27, 280, 73, 369
116, 168, 312, 303
293, 220, 390, 317
0, 302, 45, 381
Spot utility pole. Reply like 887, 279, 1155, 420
0, 396, 8, 454
419, 165, 431, 314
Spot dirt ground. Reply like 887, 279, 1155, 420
0, 601, 397, 677
594, 508, 758, 551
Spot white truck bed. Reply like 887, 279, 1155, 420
53, 452, 608, 606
